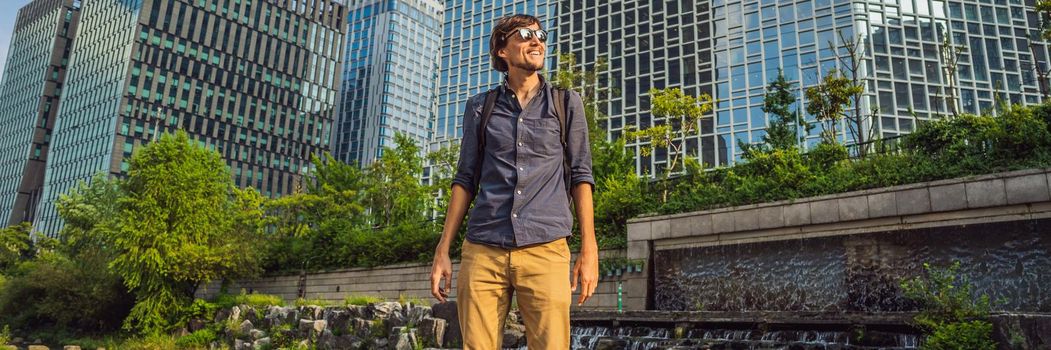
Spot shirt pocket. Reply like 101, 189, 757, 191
524, 117, 562, 157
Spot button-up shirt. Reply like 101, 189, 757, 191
451, 76, 594, 248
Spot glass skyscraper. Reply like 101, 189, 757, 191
556, 0, 1047, 175
29, 0, 347, 236
0, 0, 80, 227
429, 0, 556, 157
334, 0, 442, 166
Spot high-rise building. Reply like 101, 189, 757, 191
333, 0, 442, 166
429, 0, 556, 162
30, 0, 347, 236
555, 0, 1048, 175
0, 0, 80, 227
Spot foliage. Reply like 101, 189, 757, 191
0, 222, 32, 270
344, 295, 383, 306
804, 68, 864, 142
295, 297, 333, 307
110, 131, 266, 334
0, 325, 9, 345
758, 69, 805, 151
901, 261, 996, 350
175, 328, 218, 348
212, 291, 284, 309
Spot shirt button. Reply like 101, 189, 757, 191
519, 167, 524, 171
516, 190, 522, 195
512, 213, 518, 218
518, 141, 523, 146
518, 118, 523, 123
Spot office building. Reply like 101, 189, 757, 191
30, 0, 347, 236
334, 0, 442, 166
0, 0, 80, 227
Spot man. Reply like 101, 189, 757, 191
429, 14, 599, 349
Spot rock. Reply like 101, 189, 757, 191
312, 320, 328, 335
595, 338, 629, 350
431, 301, 461, 348
299, 305, 324, 320
265, 306, 299, 328
371, 301, 403, 320
0, 346, 17, 350
345, 305, 372, 319
406, 305, 431, 325
502, 324, 526, 348
417, 316, 447, 348
63, 346, 81, 350
188, 318, 207, 332
298, 319, 315, 335
249, 329, 266, 340
28, 346, 49, 350
325, 309, 352, 335
506, 310, 520, 326
239, 320, 254, 337
372, 337, 389, 348
392, 330, 418, 350
11, 337, 22, 344
351, 318, 374, 339
230, 306, 242, 321
233, 339, 249, 350
252, 337, 270, 350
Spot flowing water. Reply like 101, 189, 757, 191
564, 325, 919, 349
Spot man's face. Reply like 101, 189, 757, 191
498, 23, 546, 72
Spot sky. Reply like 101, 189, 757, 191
0, 0, 33, 81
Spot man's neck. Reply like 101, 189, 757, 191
505, 68, 542, 99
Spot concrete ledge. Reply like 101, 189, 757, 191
628, 168, 1051, 244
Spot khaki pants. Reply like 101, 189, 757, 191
457, 238, 571, 349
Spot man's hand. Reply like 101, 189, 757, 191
430, 251, 453, 302
571, 250, 599, 306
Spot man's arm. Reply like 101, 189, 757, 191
564, 90, 599, 305
431, 96, 481, 302
430, 184, 472, 302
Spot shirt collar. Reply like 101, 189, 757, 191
501, 73, 549, 94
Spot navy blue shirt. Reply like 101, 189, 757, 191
451, 76, 594, 248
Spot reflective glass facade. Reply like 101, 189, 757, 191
0, 0, 80, 227
429, 0, 555, 151
556, 0, 1047, 175
334, 0, 442, 166
33, 0, 347, 236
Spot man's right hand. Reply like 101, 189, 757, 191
430, 251, 453, 302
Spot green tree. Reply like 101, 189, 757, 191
758, 69, 804, 151
364, 133, 431, 228
627, 87, 713, 203
901, 262, 997, 350
0, 222, 32, 270
110, 131, 264, 334
804, 67, 863, 144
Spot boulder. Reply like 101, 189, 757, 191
392, 330, 418, 350
187, 318, 207, 332
502, 323, 526, 348
265, 306, 298, 328
299, 305, 324, 320
230, 306, 242, 321
27, 346, 48, 350
371, 301, 403, 320
351, 318, 374, 339
252, 337, 270, 350
233, 339, 250, 350
249, 329, 266, 341
63, 346, 81, 350
345, 305, 372, 319
417, 317, 447, 347
431, 301, 462, 348
325, 309, 352, 335
238, 320, 254, 337
406, 305, 431, 325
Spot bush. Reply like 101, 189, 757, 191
175, 328, 217, 348
344, 295, 383, 306
212, 291, 284, 309
921, 320, 996, 350
993, 104, 1051, 159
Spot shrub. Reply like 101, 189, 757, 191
993, 104, 1051, 159
212, 291, 284, 309
344, 295, 383, 306
294, 297, 333, 307
921, 320, 996, 350
175, 328, 217, 348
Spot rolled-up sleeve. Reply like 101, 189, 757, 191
452, 95, 482, 195
566, 90, 595, 189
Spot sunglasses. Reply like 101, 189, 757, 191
504, 28, 548, 42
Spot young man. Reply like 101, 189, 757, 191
429, 14, 599, 349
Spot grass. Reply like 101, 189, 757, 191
212, 290, 285, 309
398, 294, 428, 306
294, 296, 334, 307
344, 294, 383, 306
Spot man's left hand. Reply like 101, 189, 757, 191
571, 249, 599, 306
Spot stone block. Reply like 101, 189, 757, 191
651, 219, 670, 240
896, 188, 930, 215
966, 178, 1006, 208
733, 209, 760, 231
690, 214, 713, 236
837, 196, 869, 221
783, 202, 811, 226
810, 199, 840, 224
1005, 174, 1051, 204
929, 183, 967, 212
867, 192, 896, 218
626, 221, 651, 241
623, 278, 648, 297
712, 212, 734, 233
418, 317, 447, 348
758, 206, 784, 229
430, 301, 462, 347
669, 216, 691, 238
626, 241, 649, 260
62, 346, 80, 350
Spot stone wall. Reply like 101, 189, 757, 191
198, 248, 632, 311
625, 168, 1051, 312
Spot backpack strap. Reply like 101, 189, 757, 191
551, 88, 573, 206
474, 89, 500, 197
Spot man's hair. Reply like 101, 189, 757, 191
488, 14, 542, 73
